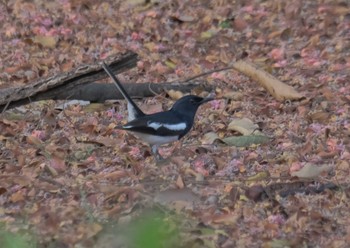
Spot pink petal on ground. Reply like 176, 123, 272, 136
210, 100, 221, 110
211, 72, 225, 80
290, 162, 303, 173
273, 60, 288, 68
268, 214, 286, 225
241, 5, 254, 13
60, 27, 73, 36
270, 48, 285, 61
129, 146, 141, 157
32, 26, 48, 35
31, 130, 46, 140
131, 32, 141, 41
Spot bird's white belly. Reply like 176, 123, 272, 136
131, 132, 179, 145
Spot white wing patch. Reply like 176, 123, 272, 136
127, 102, 137, 121
148, 122, 186, 131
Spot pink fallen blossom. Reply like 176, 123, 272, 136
131, 32, 141, 41
31, 130, 46, 140
210, 100, 221, 110
290, 162, 303, 173
32, 26, 48, 35
268, 214, 286, 225
270, 48, 285, 61
210, 72, 225, 80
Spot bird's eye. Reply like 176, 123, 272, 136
190, 99, 195, 104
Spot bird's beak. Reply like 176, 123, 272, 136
200, 95, 215, 104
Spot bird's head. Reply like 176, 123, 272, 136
171, 95, 214, 114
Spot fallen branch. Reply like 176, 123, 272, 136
51, 81, 213, 102
0, 51, 138, 112
0, 55, 302, 112
0, 52, 213, 112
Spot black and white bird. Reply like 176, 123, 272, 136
102, 62, 213, 159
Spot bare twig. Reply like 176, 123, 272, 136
174, 66, 234, 84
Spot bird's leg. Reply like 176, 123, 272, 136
151, 144, 164, 161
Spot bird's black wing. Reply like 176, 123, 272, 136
120, 111, 188, 136
102, 62, 145, 120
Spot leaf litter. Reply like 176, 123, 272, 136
0, 0, 350, 247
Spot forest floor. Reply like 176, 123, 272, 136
0, 0, 350, 247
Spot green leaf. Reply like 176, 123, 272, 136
219, 20, 231, 29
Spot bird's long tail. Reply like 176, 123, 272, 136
102, 62, 145, 121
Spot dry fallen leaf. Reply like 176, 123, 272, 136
33, 35, 57, 48
291, 163, 331, 178
94, 136, 118, 147
167, 89, 184, 100
228, 118, 262, 135
176, 175, 185, 189
232, 60, 303, 101
26, 135, 43, 146
77, 223, 103, 239
0, 1, 348, 246
10, 190, 25, 203
201, 132, 219, 144
308, 111, 331, 123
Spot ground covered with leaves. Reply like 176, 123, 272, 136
1, 0, 350, 247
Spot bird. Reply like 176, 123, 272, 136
102, 62, 213, 160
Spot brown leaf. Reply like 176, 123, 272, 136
308, 111, 330, 123
298, 140, 313, 156
77, 223, 102, 239
222, 91, 244, 101
26, 135, 42, 146
317, 150, 338, 159
49, 157, 66, 173
176, 175, 185, 189
143, 103, 163, 114
233, 17, 248, 31
212, 212, 240, 225
201, 132, 219, 145
228, 118, 262, 135
212, 156, 227, 171
94, 136, 118, 147
220, 49, 230, 64
60, 60, 74, 72
10, 190, 25, 203
99, 170, 130, 180
336, 160, 350, 171
232, 60, 303, 101
33, 36, 57, 48
167, 89, 183, 100
12, 176, 33, 187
